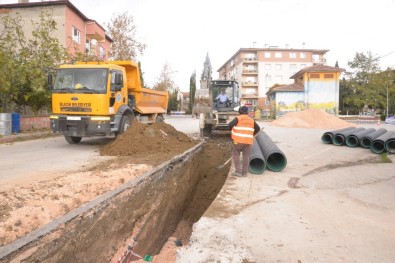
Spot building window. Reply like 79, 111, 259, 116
324, 73, 334, 78
275, 64, 282, 70
290, 64, 297, 71
99, 46, 105, 58
264, 64, 271, 70
72, 26, 81, 44
290, 52, 296, 58
310, 73, 320, 78
300, 64, 306, 69
264, 52, 271, 58
85, 40, 90, 52
300, 52, 306, 58
275, 52, 282, 58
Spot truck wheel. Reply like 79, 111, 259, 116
156, 115, 164, 123
65, 136, 82, 144
119, 115, 132, 134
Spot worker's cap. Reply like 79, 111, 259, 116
238, 106, 249, 114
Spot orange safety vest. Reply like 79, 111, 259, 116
231, 114, 254, 144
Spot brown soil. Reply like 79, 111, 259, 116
100, 121, 199, 166
271, 109, 354, 129
0, 121, 232, 263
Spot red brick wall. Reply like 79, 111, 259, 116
20, 116, 50, 131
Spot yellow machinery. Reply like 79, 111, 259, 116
49, 61, 168, 144
193, 80, 240, 137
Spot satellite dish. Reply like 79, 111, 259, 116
90, 39, 98, 45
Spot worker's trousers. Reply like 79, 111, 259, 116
232, 143, 252, 176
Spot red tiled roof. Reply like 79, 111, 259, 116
266, 82, 304, 95
291, 64, 345, 79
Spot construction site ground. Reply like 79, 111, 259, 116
1, 110, 395, 262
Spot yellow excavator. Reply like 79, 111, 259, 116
193, 80, 240, 137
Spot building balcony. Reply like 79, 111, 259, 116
242, 81, 258, 86
242, 69, 258, 74
312, 58, 326, 64
241, 93, 258, 98
243, 57, 258, 62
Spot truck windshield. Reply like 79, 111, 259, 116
53, 68, 109, 94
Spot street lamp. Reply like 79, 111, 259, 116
387, 82, 389, 118
386, 72, 391, 118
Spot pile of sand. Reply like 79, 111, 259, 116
271, 109, 353, 129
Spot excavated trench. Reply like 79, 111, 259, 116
1, 137, 232, 262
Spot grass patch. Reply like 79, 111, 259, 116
380, 152, 392, 163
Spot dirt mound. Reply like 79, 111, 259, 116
271, 109, 353, 129
99, 121, 199, 166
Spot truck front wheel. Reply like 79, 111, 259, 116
65, 136, 82, 144
119, 115, 132, 134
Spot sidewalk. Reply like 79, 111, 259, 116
0, 130, 57, 144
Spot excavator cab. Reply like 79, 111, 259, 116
195, 80, 240, 137
211, 80, 239, 111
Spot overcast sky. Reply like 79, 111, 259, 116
1, 0, 394, 91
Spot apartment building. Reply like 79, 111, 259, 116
0, 0, 112, 59
217, 47, 329, 108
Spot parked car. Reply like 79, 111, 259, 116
385, 115, 395, 125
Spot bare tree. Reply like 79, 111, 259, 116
153, 62, 177, 92
106, 12, 146, 61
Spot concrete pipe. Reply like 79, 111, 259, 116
384, 132, 395, 153
321, 127, 355, 144
255, 131, 287, 172
345, 128, 376, 147
249, 138, 266, 174
333, 127, 365, 146
370, 131, 395, 154
360, 128, 387, 148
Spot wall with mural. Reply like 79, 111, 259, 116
304, 77, 339, 114
275, 92, 305, 115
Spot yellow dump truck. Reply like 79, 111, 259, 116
49, 60, 168, 144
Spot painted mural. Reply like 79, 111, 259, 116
276, 92, 305, 115
304, 79, 339, 114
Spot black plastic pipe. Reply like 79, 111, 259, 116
333, 127, 365, 146
255, 131, 287, 172
360, 128, 387, 148
249, 138, 266, 174
384, 132, 395, 153
345, 128, 376, 147
321, 127, 355, 144
370, 131, 395, 154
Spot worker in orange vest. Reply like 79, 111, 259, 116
229, 106, 261, 177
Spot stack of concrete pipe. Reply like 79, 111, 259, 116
248, 131, 287, 174
321, 126, 395, 154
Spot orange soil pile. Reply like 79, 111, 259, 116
99, 121, 199, 166
271, 109, 354, 129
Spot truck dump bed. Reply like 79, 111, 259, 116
76, 61, 168, 114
